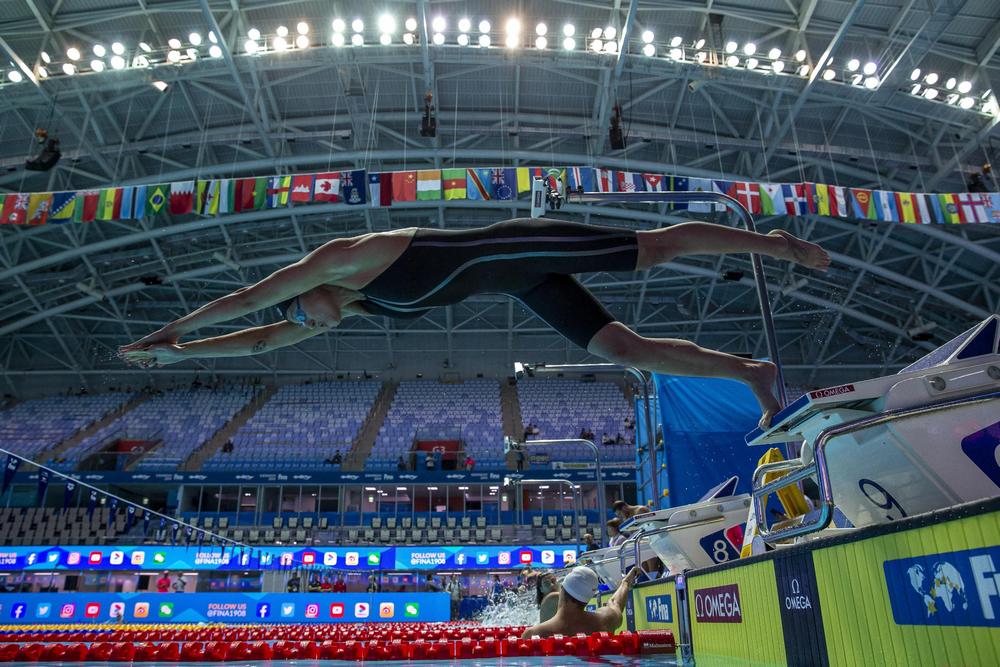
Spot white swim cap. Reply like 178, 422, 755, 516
561, 566, 599, 604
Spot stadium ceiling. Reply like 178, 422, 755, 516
0, 0, 998, 391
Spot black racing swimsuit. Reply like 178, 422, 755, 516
358, 219, 639, 349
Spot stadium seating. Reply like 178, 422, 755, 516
203, 380, 380, 470
59, 386, 259, 471
517, 379, 634, 462
369, 380, 504, 469
0, 392, 133, 461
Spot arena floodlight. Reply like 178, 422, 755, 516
272, 36, 287, 51
669, 47, 683, 60
352, 33, 364, 46
746, 57, 759, 70
479, 34, 490, 47
36, 67, 47, 78
726, 55, 739, 67
768, 47, 781, 59
433, 33, 445, 45
168, 37, 181, 49
694, 38, 705, 49
379, 34, 391, 46
864, 76, 879, 90
276, 25, 289, 37
352, 18, 364, 33
296, 22, 309, 35
111, 42, 125, 56
295, 35, 309, 48
66, 47, 81, 60
207, 45, 221, 59
62, 63, 76, 75
794, 49, 806, 62
459, 18, 471, 33
958, 80, 972, 94
924, 88, 938, 100
910, 67, 921, 81
945, 77, 957, 90
457, 34, 470, 46
167, 49, 181, 62
535, 36, 547, 50
332, 33, 345, 47
924, 72, 938, 85
641, 30, 654, 44
563, 24, 575, 37
562, 36, 575, 50
642, 44, 655, 57
189, 32, 202, 45
40, 50, 51, 63
248, 28, 261, 40
847, 58, 860, 72
244, 39, 259, 53
332, 19, 345, 33
432, 16, 446, 33
743, 42, 756, 55
536, 23, 547, 36
90, 59, 105, 72
479, 20, 491, 34
863, 61, 877, 76
724, 41, 737, 54
93, 44, 106, 57
7, 70, 22, 83
772, 60, 785, 73
959, 96, 975, 109
822, 68, 835, 81
378, 14, 395, 34
604, 26, 616, 40
670, 35, 682, 47
405, 17, 417, 32
208, 31, 217, 44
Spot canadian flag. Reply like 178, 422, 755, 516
314, 173, 341, 202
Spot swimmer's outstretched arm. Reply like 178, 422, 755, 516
595, 567, 639, 632
122, 243, 345, 350
121, 322, 324, 367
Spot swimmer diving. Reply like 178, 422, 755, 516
119, 218, 830, 428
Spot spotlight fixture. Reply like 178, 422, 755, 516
642, 44, 655, 57
90, 59, 105, 72
420, 92, 436, 137
378, 14, 395, 34
403, 33, 414, 45
167, 49, 181, 62
479, 34, 490, 47
864, 76, 879, 90
351, 33, 364, 46
379, 34, 391, 45
479, 20, 491, 34
190, 32, 203, 45
604, 40, 618, 54
111, 42, 125, 55
37, 67, 47, 78
862, 61, 877, 76
924, 72, 938, 85
910, 68, 921, 81
296, 22, 309, 35
604, 26, 616, 40
694, 38, 705, 49
40, 50, 51, 63
332, 33, 345, 47
457, 34, 469, 46
7, 70, 23, 83
244, 39, 259, 53
506, 18, 521, 35
248, 28, 261, 40
798, 64, 810, 76
62, 63, 76, 75
405, 17, 417, 32
590, 39, 603, 53
746, 57, 759, 69
208, 45, 222, 58
168, 38, 182, 49
535, 36, 547, 49
296, 34, 309, 48
823, 69, 836, 81
772, 60, 785, 73
562, 37, 575, 50
670, 36, 683, 47
536, 23, 547, 36
277, 25, 289, 37
459, 18, 471, 33
924, 88, 938, 100
272, 36, 287, 50
640, 30, 654, 44
847, 58, 860, 72
724, 41, 737, 53
743, 42, 756, 55
726, 55, 739, 67
93, 44, 106, 57
669, 47, 683, 60
66, 47, 81, 60
563, 24, 575, 37
331, 19, 345, 33
208, 31, 218, 44
945, 77, 957, 90
958, 80, 972, 94
959, 96, 975, 109
768, 47, 781, 59
433, 32, 445, 45
432, 16, 446, 33
794, 49, 806, 62
352, 19, 364, 33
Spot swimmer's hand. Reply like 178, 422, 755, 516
120, 343, 185, 368
118, 329, 180, 355
623, 567, 640, 589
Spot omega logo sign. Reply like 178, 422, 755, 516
784, 578, 813, 611
693, 583, 742, 623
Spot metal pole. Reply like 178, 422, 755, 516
521, 438, 607, 545
623, 368, 659, 508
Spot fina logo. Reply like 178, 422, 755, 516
784, 578, 812, 611
645, 595, 673, 623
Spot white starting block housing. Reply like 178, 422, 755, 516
579, 479, 750, 585
747, 315, 1000, 542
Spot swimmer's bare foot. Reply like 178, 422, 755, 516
744, 361, 781, 430
766, 230, 831, 272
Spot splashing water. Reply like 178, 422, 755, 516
474, 588, 540, 627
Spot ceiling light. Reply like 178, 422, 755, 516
958, 80, 972, 94
743, 42, 756, 55
111, 42, 125, 56
479, 20, 491, 34
296, 22, 309, 35
403, 32, 414, 44
62, 63, 76, 75
152, 80, 167, 91
167, 49, 181, 62
910, 83, 922, 95
671, 36, 683, 48
669, 47, 683, 60
133, 55, 149, 67
924, 72, 938, 85
909, 67, 920, 81
272, 36, 287, 50
944, 77, 956, 90
378, 14, 395, 34
189, 32, 202, 46
590, 27, 602, 39
798, 64, 810, 76
277, 25, 290, 37
604, 26, 616, 40
40, 50, 51, 63
726, 55, 739, 67
208, 31, 217, 44
695, 50, 706, 62
90, 59, 105, 72
67, 47, 81, 60
479, 34, 490, 47
563, 24, 575, 37
506, 34, 520, 48
640, 30, 653, 44
457, 33, 470, 46
433, 32, 444, 45
604, 40, 618, 53
352, 19, 364, 33
772, 60, 785, 73
822, 68, 835, 81
244, 39, 259, 53
459, 18, 471, 33
851, 74, 863, 85
429, 16, 445, 33
694, 38, 705, 49
536, 23, 547, 36
535, 36, 547, 49
746, 57, 759, 69
37, 66, 47, 78
186, 47, 197, 60
864, 76, 879, 89
982, 88, 993, 99
946, 93, 960, 105
563, 36, 575, 50
93, 44, 106, 57
642, 43, 655, 57
332, 19, 345, 33
248, 28, 261, 41
724, 41, 737, 53
110, 55, 126, 69
923, 88, 938, 100
794, 49, 806, 62
168, 38, 182, 49
591, 39, 603, 53
332, 33, 345, 47
862, 61, 877, 75
295, 34, 309, 48
351, 33, 363, 46
379, 33, 391, 45
847, 58, 860, 71
403, 18, 417, 32
506, 18, 521, 35
7, 70, 22, 83
768, 47, 781, 59
959, 96, 975, 109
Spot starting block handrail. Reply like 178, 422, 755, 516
752, 388, 1000, 543
564, 189, 788, 410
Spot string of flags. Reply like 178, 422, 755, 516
2, 166, 998, 226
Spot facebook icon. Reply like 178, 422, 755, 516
10, 604, 26, 620
256, 603, 270, 618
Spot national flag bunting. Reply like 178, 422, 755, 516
417, 170, 441, 200
341, 170, 366, 205
170, 181, 195, 215
290, 175, 314, 203
392, 171, 417, 202
442, 168, 466, 200
314, 173, 341, 202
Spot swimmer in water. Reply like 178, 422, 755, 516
522, 566, 638, 638
119, 219, 829, 427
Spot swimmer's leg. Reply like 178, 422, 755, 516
635, 223, 830, 271
587, 322, 780, 428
